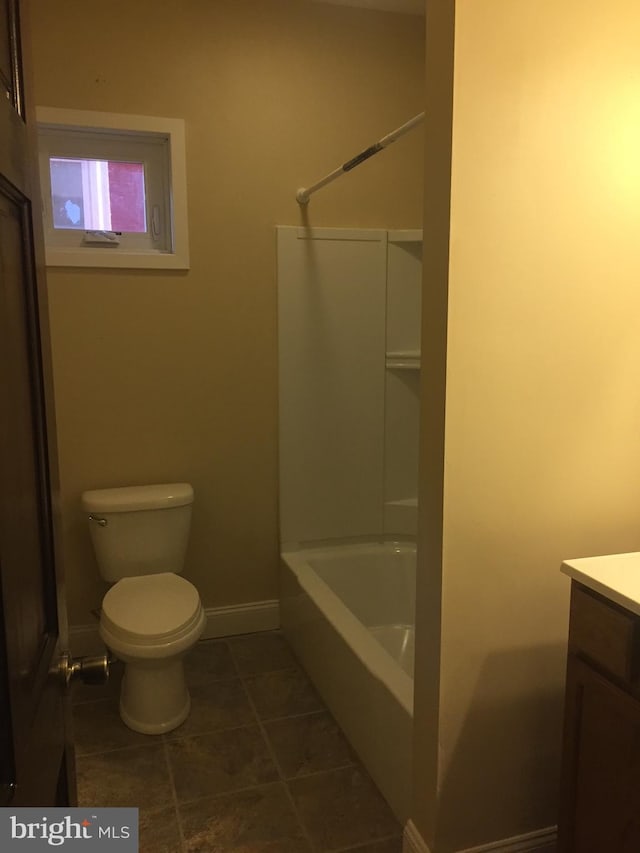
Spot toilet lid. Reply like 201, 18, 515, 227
101, 573, 201, 644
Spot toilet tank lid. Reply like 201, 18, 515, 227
81, 483, 193, 513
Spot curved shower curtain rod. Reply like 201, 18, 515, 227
296, 111, 425, 205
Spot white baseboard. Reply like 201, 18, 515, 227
68, 599, 281, 656
402, 822, 556, 853
201, 599, 280, 640
404, 820, 432, 853
458, 826, 557, 852
68, 622, 106, 656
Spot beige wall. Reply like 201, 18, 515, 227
415, 0, 640, 849
28, 0, 424, 624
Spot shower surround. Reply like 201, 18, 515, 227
277, 226, 422, 821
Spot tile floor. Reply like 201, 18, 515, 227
72, 631, 403, 853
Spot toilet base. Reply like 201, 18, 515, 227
118, 657, 191, 735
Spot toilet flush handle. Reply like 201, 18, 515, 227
88, 514, 107, 527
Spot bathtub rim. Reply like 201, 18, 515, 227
281, 540, 414, 717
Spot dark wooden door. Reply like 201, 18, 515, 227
0, 0, 72, 806
560, 655, 640, 852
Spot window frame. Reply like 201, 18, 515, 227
36, 107, 189, 270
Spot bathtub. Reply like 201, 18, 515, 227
280, 540, 415, 823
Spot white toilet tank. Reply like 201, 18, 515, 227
81, 483, 194, 582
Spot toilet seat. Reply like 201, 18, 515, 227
101, 573, 202, 645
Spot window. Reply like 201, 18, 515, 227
36, 108, 189, 270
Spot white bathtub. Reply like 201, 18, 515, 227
279, 541, 415, 823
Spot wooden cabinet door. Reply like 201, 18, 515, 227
0, 0, 72, 806
559, 655, 640, 852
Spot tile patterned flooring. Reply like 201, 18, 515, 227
72, 632, 403, 852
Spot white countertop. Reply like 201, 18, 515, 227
561, 552, 640, 617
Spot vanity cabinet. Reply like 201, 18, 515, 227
559, 582, 640, 852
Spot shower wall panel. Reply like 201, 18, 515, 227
277, 227, 388, 545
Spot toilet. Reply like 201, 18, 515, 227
81, 483, 205, 734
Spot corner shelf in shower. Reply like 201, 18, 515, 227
388, 229, 423, 244
384, 497, 418, 536
385, 351, 421, 370
386, 497, 418, 509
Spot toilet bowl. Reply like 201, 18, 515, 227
82, 483, 205, 734
100, 572, 205, 733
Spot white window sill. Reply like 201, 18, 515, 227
45, 247, 190, 270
